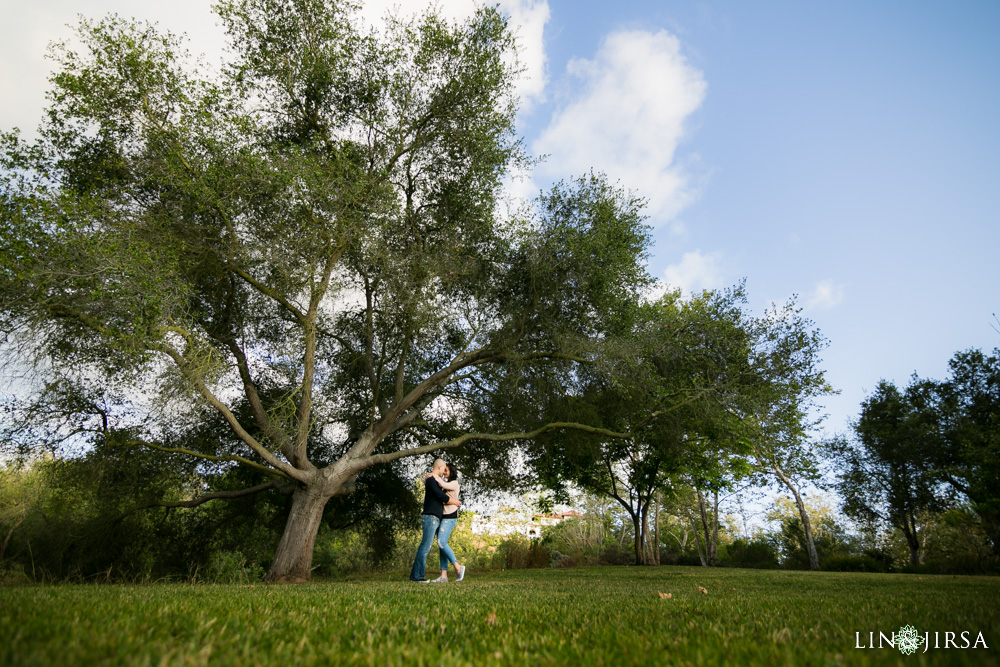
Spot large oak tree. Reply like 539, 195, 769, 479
0, 1, 642, 582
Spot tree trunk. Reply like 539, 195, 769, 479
267, 483, 333, 583
901, 515, 923, 566
791, 487, 819, 571
710, 490, 719, 567
640, 500, 654, 565
772, 464, 819, 571
696, 489, 716, 566
1, 513, 25, 562
652, 491, 661, 566
631, 511, 644, 565
689, 514, 707, 566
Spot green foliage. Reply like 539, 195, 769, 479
933, 348, 1000, 556
723, 538, 780, 570
829, 347, 1000, 565
765, 496, 855, 570
204, 551, 266, 584
826, 379, 945, 565
516, 282, 831, 566
822, 554, 892, 573
0, 445, 429, 582
2, 568, 999, 666
0, 453, 282, 581
497, 536, 550, 569
0, 0, 659, 581
878, 506, 999, 575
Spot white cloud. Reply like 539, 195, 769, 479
503, 0, 550, 107
531, 28, 706, 223
663, 250, 724, 295
803, 279, 845, 311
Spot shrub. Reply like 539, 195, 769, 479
550, 550, 578, 568
313, 530, 374, 577
0, 562, 31, 585
660, 551, 703, 566
599, 542, 634, 566
822, 555, 889, 573
204, 551, 265, 584
902, 556, 998, 576
498, 536, 550, 569
724, 538, 780, 570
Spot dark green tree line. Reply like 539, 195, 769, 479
828, 348, 1000, 566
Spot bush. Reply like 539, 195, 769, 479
0, 562, 31, 585
901, 556, 998, 576
723, 538, 780, 570
204, 551, 265, 583
498, 536, 549, 569
313, 530, 374, 577
822, 555, 889, 573
861, 549, 894, 572
549, 550, 577, 568
599, 542, 634, 566
659, 551, 703, 566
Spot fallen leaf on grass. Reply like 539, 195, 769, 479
697, 586, 708, 595
486, 612, 497, 625
658, 591, 672, 599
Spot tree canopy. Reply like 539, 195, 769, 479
0, 0, 647, 581
517, 283, 831, 565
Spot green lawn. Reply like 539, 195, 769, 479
1, 567, 997, 666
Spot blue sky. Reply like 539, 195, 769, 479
2, 0, 998, 437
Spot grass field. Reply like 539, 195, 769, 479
1, 566, 998, 666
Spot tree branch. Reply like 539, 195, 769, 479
225, 261, 307, 324
153, 343, 310, 482
294, 243, 347, 460
115, 439, 292, 480
144, 481, 292, 510
357, 421, 629, 469
221, 336, 296, 461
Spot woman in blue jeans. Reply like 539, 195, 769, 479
429, 464, 466, 583
410, 459, 455, 582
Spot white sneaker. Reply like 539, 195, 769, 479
456, 564, 466, 582
429, 576, 448, 583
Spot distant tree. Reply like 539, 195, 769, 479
827, 380, 945, 566
524, 285, 830, 567
738, 298, 832, 571
753, 431, 826, 570
764, 495, 853, 569
933, 348, 1000, 557
520, 286, 758, 565
0, 464, 44, 565
0, 2, 644, 582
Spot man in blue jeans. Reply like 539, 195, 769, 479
410, 458, 460, 582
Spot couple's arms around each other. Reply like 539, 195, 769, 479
434, 475, 459, 492
425, 475, 461, 507
425, 474, 461, 507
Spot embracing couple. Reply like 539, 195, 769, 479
409, 458, 467, 583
